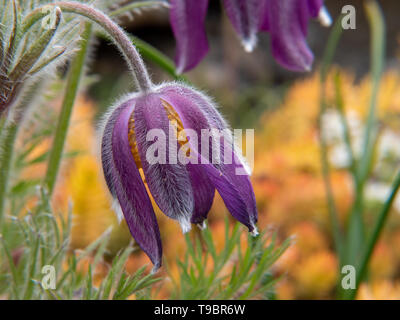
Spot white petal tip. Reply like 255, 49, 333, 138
242, 36, 257, 53
318, 7, 332, 27
244, 44, 254, 53
176, 65, 184, 75
179, 219, 192, 234
111, 200, 124, 223
250, 226, 259, 237
303, 63, 312, 72
151, 263, 161, 274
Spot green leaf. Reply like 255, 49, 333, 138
0, 235, 20, 298
23, 234, 40, 299
44, 22, 92, 195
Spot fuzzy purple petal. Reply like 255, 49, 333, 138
204, 161, 257, 232
222, 0, 260, 52
215, 145, 258, 231
307, 0, 323, 17
259, 0, 270, 31
158, 88, 215, 224
170, 0, 209, 73
103, 101, 162, 269
262, 0, 317, 71
102, 104, 125, 198
186, 163, 215, 224
133, 93, 194, 232
163, 85, 229, 132
159, 85, 257, 232
259, 0, 323, 32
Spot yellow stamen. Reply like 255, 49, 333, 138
161, 99, 190, 154
127, 99, 191, 167
128, 112, 142, 169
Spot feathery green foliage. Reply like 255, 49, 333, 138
170, 221, 290, 300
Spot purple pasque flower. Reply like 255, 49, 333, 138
169, 0, 332, 73
101, 83, 258, 270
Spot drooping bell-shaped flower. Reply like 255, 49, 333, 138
101, 83, 258, 270
169, 0, 331, 73
17, 0, 257, 273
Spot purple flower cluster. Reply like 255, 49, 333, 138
170, 0, 331, 73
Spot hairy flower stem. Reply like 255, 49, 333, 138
44, 22, 92, 195
25, 1, 153, 92
95, 30, 186, 81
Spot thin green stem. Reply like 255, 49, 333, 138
109, 1, 168, 18
0, 117, 19, 226
345, 0, 385, 274
318, 17, 344, 261
320, 16, 344, 82
345, 170, 400, 300
334, 71, 357, 179
129, 35, 186, 82
44, 22, 92, 195
357, 0, 385, 185
96, 31, 185, 81
0, 114, 5, 131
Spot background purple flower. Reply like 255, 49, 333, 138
169, 0, 331, 73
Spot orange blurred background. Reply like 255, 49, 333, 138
16, 67, 400, 299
